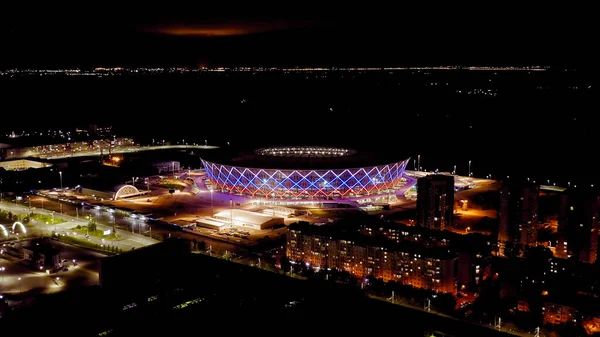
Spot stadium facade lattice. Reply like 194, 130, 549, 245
201, 146, 410, 200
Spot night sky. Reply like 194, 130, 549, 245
1, 4, 595, 68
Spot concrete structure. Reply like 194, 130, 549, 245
416, 174, 454, 231
202, 146, 409, 200
22, 244, 61, 271
212, 209, 283, 230
153, 161, 181, 174
556, 187, 600, 263
194, 217, 229, 230
287, 222, 458, 294
79, 184, 148, 201
498, 182, 540, 257
0, 159, 53, 171
100, 239, 191, 292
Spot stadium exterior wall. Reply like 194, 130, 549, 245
201, 158, 410, 199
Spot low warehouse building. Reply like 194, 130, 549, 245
213, 209, 283, 230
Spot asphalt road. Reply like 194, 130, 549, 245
40, 144, 219, 160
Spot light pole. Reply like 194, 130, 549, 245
18, 277, 22, 294
59, 171, 63, 190
1, 266, 5, 282
417, 155, 421, 171
229, 199, 233, 228
210, 189, 214, 215
468, 160, 472, 177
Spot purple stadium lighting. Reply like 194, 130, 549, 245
201, 147, 409, 199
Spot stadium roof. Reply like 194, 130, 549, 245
205, 146, 409, 170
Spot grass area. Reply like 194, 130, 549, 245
32, 213, 66, 225
55, 235, 121, 254
157, 179, 186, 191
159, 183, 186, 191
71, 226, 121, 240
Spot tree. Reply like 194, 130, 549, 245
88, 221, 97, 232
280, 256, 291, 273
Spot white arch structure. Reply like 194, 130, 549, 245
0, 224, 7, 237
114, 184, 141, 200
13, 221, 26, 234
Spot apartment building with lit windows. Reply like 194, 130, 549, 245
287, 222, 458, 294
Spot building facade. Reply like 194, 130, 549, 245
0, 159, 52, 171
287, 223, 458, 294
416, 174, 455, 231
152, 161, 181, 174
2, 137, 136, 160
556, 188, 600, 263
498, 182, 540, 257
201, 146, 410, 200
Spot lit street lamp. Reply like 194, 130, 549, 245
18, 277, 22, 294
59, 171, 63, 190
229, 199, 233, 228
210, 189, 214, 215
468, 160, 472, 178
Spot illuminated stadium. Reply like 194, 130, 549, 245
201, 146, 410, 200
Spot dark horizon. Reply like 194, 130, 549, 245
1, 5, 595, 69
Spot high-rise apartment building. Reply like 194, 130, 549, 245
416, 174, 455, 231
556, 188, 600, 263
498, 182, 540, 257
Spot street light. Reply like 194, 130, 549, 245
210, 189, 214, 215
468, 160, 472, 178
229, 199, 233, 228
18, 277, 22, 294
59, 171, 63, 190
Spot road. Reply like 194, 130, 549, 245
0, 201, 157, 251
39, 144, 220, 160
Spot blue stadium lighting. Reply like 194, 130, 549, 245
201, 157, 410, 199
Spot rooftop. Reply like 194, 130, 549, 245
203, 146, 409, 170
23, 244, 61, 255
288, 221, 458, 259
213, 209, 283, 225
